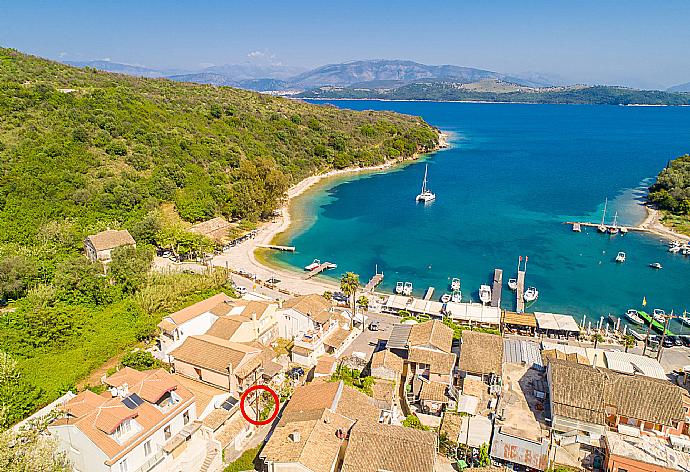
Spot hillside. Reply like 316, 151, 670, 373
667, 81, 690, 93
648, 154, 690, 235
298, 81, 690, 105
0, 48, 439, 425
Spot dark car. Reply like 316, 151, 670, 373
681, 336, 690, 347
289, 367, 304, 379
662, 337, 675, 348
332, 292, 348, 303
674, 335, 684, 346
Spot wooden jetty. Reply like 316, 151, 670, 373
638, 310, 674, 336
423, 287, 435, 300
491, 269, 502, 308
257, 244, 296, 252
303, 262, 336, 279
564, 221, 647, 234
363, 271, 384, 292
516, 270, 526, 313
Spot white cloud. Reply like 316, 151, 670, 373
101, 57, 111, 62
59, 51, 68, 58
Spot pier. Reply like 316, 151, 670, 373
303, 262, 336, 279
564, 221, 648, 233
516, 270, 526, 313
491, 269, 502, 308
257, 244, 296, 252
363, 270, 384, 292
638, 310, 675, 336
423, 287, 435, 300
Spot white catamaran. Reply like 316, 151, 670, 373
416, 164, 436, 203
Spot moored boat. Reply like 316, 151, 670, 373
304, 259, 321, 271
608, 212, 619, 234
395, 282, 404, 294
451, 292, 462, 303
479, 285, 492, 304
615, 251, 626, 263
524, 286, 539, 302
440, 293, 451, 303
402, 282, 413, 296
450, 277, 461, 291
625, 309, 644, 325
598, 197, 608, 233
653, 309, 666, 324
508, 278, 518, 291
416, 164, 436, 203
649, 262, 663, 269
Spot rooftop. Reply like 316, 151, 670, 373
459, 330, 503, 375
189, 216, 237, 244
86, 229, 135, 252
170, 335, 261, 374
606, 431, 690, 471
282, 294, 332, 321
408, 320, 453, 352
370, 349, 404, 375
497, 363, 549, 442
158, 293, 231, 329
534, 312, 580, 332
408, 347, 457, 374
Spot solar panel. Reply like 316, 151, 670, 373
122, 393, 145, 409
221, 396, 238, 411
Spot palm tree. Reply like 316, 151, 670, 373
623, 335, 636, 352
357, 295, 369, 310
591, 333, 604, 349
340, 272, 360, 328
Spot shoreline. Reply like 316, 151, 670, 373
300, 97, 690, 107
639, 204, 690, 243
211, 131, 450, 296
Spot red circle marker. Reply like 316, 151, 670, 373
240, 385, 280, 426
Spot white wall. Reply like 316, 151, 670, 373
161, 312, 219, 361
277, 309, 314, 340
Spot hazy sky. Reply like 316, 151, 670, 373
2, 0, 690, 89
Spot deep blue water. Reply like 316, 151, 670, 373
271, 101, 690, 332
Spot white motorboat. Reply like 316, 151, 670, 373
608, 212, 619, 235
402, 282, 413, 296
620, 226, 628, 234
508, 278, 518, 291
415, 164, 436, 203
395, 282, 404, 294
304, 259, 320, 271
450, 277, 461, 291
679, 316, 690, 327
440, 293, 451, 303
451, 291, 462, 303
625, 309, 644, 325
649, 262, 663, 269
479, 285, 492, 304
652, 309, 666, 324
523, 287, 539, 302
615, 251, 626, 263
669, 246, 682, 253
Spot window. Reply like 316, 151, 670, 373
143, 440, 152, 457
617, 468, 628, 472
119, 458, 128, 472
164, 425, 172, 440
114, 419, 132, 439
183, 410, 190, 425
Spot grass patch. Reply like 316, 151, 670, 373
273, 338, 293, 356
224, 444, 264, 472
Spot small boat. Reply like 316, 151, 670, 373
508, 278, 518, 291
669, 246, 682, 253
415, 164, 436, 203
653, 308, 665, 319
608, 212, 619, 235
598, 198, 608, 233
615, 251, 626, 263
625, 309, 644, 325
523, 287, 539, 302
620, 226, 628, 234
325, 262, 337, 270
451, 291, 462, 303
679, 316, 690, 327
572, 223, 581, 232
304, 259, 321, 271
402, 282, 413, 296
440, 293, 451, 303
649, 262, 663, 269
479, 285, 492, 304
598, 225, 608, 233
395, 282, 404, 294
450, 277, 461, 291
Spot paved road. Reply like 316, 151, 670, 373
339, 311, 400, 359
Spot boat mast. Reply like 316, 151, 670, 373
612, 211, 618, 228
601, 198, 608, 226
421, 164, 428, 193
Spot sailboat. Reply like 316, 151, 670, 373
416, 164, 436, 203
608, 212, 619, 234
598, 198, 608, 233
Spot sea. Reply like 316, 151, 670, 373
268, 101, 690, 333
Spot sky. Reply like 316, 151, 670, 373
1, 0, 690, 89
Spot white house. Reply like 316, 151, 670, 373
49, 368, 221, 472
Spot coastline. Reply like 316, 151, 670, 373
639, 204, 690, 243
212, 131, 450, 296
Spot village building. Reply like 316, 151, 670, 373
48, 368, 221, 472
189, 216, 237, 247
534, 311, 581, 338
370, 349, 404, 381
458, 330, 504, 383
84, 229, 136, 264
313, 355, 338, 378
604, 430, 690, 472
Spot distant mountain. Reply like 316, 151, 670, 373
63, 60, 178, 78
288, 59, 548, 88
237, 78, 289, 91
298, 80, 690, 105
167, 72, 237, 86
203, 63, 306, 81
667, 82, 690, 93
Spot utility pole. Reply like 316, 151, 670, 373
657, 311, 674, 362
642, 321, 652, 357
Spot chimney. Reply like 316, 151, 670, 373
289, 431, 301, 443
118, 383, 129, 398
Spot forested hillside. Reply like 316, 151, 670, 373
648, 155, 690, 235
0, 48, 439, 426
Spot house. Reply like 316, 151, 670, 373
340, 421, 437, 472
49, 368, 220, 472
170, 335, 276, 396
84, 229, 136, 264
277, 294, 334, 340
547, 358, 688, 438
260, 381, 389, 472
313, 356, 338, 378
458, 330, 504, 382
157, 293, 232, 362
370, 349, 404, 381
534, 312, 581, 338
189, 216, 237, 246
604, 431, 690, 472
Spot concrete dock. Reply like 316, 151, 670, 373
491, 269, 502, 308
423, 287, 435, 300
564, 221, 646, 233
363, 272, 384, 292
303, 262, 336, 279
516, 270, 526, 313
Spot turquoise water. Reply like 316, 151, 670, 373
271, 101, 690, 332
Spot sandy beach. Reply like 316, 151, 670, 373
211, 132, 450, 296
638, 204, 690, 243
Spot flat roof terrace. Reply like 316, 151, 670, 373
497, 363, 549, 443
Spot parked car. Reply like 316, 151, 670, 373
680, 336, 690, 347
662, 337, 675, 348
332, 292, 348, 303
673, 335, 684, 346
235, 286, 248, 295
289, 367, 304, 379
368, 321, 380, 331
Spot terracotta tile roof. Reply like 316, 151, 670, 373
323, 328, 350, 349
209, 299, 248, 317
503, 311, 537, 328
52, 369, 194, 463
242, 301, 273, 320
189, 216, 237, 244
459, 330, 503, 376
280, 381, 342, 424
408, 347, 457, 374
158, 293, 231, 328
314, 356, 338, 375
341, 422, 437, 472
370, 350, 404, 375
291, 345, 313, 357
282, 294, 332, 321
170, 335, 260, 374
371, 380, 396, 408
549, 358, 685, 426
86, 229, 135, 251
213, 411, 249, 443
104, 367, 146, 389
542, 349, 589, 365
130, 369, 180, 403
408, 320, 453, 352
420, 381, 450, 402
206, 317, 245, 339
234, 347, 277, 379
203, 407, 235, 432
172, 374, 226, 414
334, 385, 382, 424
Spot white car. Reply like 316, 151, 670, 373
236, 286, 248, 295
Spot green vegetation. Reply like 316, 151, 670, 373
224, 444, 263, 472
0, 48, 438, 427
300, 83, 690, 105
402, 414, 430, 430
120, 350, 163, 371
0, 419, 71, 471
648, 154, 690, 235
399, 315, 499, 338
340, 272, 360, 326
330, 365, 374, 396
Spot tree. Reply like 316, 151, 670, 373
0, 255, 36, 301
121, 350, 161, 371
591, 333, 604, 349
357, 295, 369, 310
108, 246, 153, 295
0, 420, 71, 471
478, 443, 491, 467
402, 414, 429, 431
322, 291, 332, 300
340, 272, 360, 328
623, 335, 636, 352
0, 351, 43, 429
